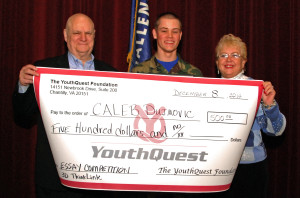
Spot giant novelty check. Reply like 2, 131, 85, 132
34, 67, 263, 193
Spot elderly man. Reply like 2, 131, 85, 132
13, 13, 116, 197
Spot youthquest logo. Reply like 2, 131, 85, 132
134, 103, 167, 143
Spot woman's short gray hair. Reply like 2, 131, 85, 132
215, 34, 247, 60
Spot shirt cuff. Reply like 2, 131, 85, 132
18, 81, 29, 93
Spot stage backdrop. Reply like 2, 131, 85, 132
1, 0, 299, 197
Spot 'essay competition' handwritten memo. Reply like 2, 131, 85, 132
34, 68, 263, 193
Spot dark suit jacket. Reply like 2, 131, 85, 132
12, 54, 117, 191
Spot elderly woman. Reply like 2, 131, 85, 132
215, 34, 286, 198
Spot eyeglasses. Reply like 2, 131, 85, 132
218, 53, 241, 59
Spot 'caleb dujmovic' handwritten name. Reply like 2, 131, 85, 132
91, 103, 195, 118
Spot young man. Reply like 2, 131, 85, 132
131, 12, 202, 77
130, 12, 204, 198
